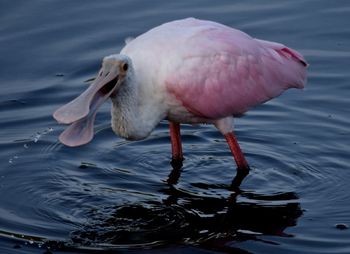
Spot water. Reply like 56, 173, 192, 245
1, 1, 350, 253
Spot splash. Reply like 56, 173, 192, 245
8, 127, 54, 165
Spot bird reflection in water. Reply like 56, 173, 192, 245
70, 163, 302, 252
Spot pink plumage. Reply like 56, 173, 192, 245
123, 18, 307, 119
53, 18, 308, 186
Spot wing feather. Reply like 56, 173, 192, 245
165, 22, 307, 119
122, 18, 307, 119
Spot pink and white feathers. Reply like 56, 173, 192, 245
54, 18, 307, 147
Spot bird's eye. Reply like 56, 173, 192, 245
122, 63, 128, 72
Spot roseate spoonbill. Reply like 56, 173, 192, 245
53, 18, 307, 185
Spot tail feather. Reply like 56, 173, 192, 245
255, 39, 308, 67
256, 38, 308, 89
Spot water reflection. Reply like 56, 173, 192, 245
0, 147, 302, 253
68, 167, 302, 251
167, 158, 249, 189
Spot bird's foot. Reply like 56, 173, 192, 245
167, 158, 184, 185
170, 157, 183, 169
230, 166, 250, 190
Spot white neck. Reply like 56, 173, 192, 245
110, 69, 166, 140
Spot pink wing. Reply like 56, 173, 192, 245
165, 20, 307, 119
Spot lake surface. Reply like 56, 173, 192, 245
1, 1, 350, 253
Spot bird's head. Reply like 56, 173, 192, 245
100, 54, 131, 90
53, 54, 133, 147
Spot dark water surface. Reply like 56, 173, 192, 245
1, 1, 350, 253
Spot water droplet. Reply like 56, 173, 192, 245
24, 144, 29, 149
33, 134, 41, 143
9, 155, 19, 164
335, 223, 348, 230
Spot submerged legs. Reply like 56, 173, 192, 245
224, 131, 249, 170
168, 120, 249, 187
224, 131, 250, 187
169, 122, 183, 162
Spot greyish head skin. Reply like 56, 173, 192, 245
53, 54, 132, 147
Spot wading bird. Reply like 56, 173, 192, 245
53, 18, 307, 186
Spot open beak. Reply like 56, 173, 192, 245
53, 70, 120, 147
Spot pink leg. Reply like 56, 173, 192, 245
169, 122, 183, 161
224, 131, 249, 173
